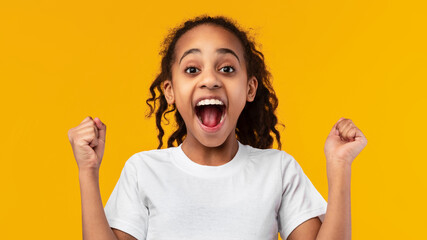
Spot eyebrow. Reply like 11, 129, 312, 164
178, 48, 240, 65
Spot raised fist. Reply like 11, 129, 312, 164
324, 117, 367, 166
68, 116, 106, 171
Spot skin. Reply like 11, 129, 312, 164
163, 24, 257, 166
69, 23, 367, 240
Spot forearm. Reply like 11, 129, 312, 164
316, 162, 352, 240
79, 169, 118, 240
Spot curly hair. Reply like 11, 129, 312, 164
146, 14, 284, 150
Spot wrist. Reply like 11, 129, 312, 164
326, 158, 352, 169
79, 167, 100, 180
326, 160, 352, 185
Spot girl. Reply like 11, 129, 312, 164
68, 15, 367, 240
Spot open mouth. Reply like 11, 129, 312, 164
195, 99, 226, 128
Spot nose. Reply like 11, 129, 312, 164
198, 68, 222, 90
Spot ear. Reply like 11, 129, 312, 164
163, 80, 175, 104
246, 76, 258, 102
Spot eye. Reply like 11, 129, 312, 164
185, 66, 200, 74
219, 65, 235, 73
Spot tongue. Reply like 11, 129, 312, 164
200, 106, 222, 127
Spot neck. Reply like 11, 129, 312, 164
181, 133, 239, 166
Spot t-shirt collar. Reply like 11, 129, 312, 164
171, 140, 248, 178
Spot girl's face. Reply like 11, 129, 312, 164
163, 24, 258, 148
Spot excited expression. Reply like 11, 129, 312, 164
163, 24, 258, 148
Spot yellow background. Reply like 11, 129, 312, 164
1, 0, 426, 239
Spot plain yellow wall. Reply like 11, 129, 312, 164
1, 0, 426, 239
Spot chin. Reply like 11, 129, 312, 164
195, 128, 236, 149
198, 137, 228, 148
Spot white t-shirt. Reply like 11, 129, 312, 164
104, 141, 327, 240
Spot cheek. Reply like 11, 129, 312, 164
228, 87, 247, 115
173, 83, 193, 115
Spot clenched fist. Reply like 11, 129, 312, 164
324, 117, 367, 166
68, 116, 106, 171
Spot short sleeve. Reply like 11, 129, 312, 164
278, 152, 328, 240
104, 154, 148, 240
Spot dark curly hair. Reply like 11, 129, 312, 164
146, 14, 284, 150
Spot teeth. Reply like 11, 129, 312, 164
196, 99, 224, 106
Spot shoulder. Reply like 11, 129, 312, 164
242, 144, 301, 175
123, 147, 175, 170
244, 144, 305, 179
132, 147, 173, 160
244, 144, 297, 166
245, 144, 283, 158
